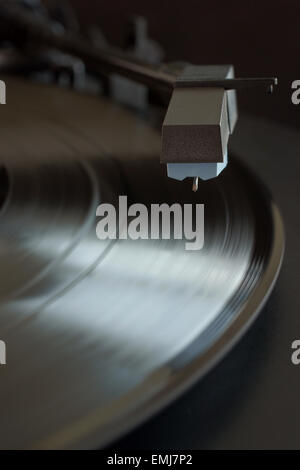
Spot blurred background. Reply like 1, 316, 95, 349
1, 0, 298, 127
66, 0, 299, 127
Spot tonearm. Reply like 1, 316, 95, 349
0, 2, 278, 190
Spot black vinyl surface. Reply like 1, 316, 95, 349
113, 115, 300, 450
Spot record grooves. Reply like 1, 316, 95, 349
0, 78, 284, 449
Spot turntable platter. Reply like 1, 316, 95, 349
0, 78, 284, 449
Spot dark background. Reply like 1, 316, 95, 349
69, 0, 299, 128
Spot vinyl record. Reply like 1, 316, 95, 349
0, 78, 284, 449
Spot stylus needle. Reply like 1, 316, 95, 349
192, 177, 199, 192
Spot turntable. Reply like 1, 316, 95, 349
0, 1, 293, 451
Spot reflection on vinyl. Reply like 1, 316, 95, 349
0, 78, 284, 449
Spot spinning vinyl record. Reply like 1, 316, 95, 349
0, 78, 284, 449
